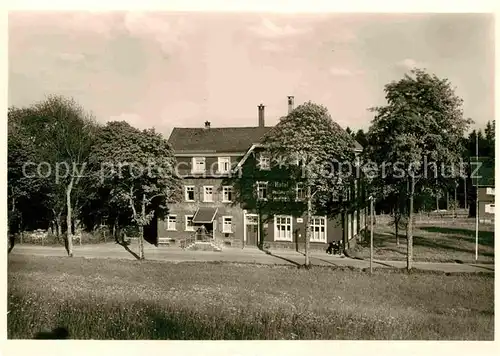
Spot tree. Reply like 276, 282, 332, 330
366, 68, 471, 270
485, 121, 495, 152
8, 99, 96, 254
261, 102, 356, 267
91, 121, 182, 260
7, 107, 45, 250
30, 96, 98, 256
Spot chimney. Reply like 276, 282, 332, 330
258, 104, 265, 127
204, 120, 210, 129
287, 96, 294, 114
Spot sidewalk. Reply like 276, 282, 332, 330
9, 243, 494, 273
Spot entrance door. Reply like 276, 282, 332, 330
245, 214, 259, 246
246, 224, 258, 246
195, 223, 213, 240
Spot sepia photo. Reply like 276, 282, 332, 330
6, 10, 494, 342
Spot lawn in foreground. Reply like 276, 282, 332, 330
7, 255, 494, 340
352, 220, 494, 263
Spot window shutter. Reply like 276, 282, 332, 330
213, 186, 218, 202
196, 185, 201, 202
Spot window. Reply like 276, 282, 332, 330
222, 186, 233, 202
185, 215, 194, 231
245, 214, 258, 225
257, 181, 268, 200
274, 215, 292, 241
167, 215, 177, 231
258, 153, 270, 170
311, 216, 327, 242
296, 183, 306, 201
485, 204, 495, 214
185, 186, 195, 201
192, 157, 206, 173
204, 186, 214, 202
222, 216, 232, 233
487, 187, 495, 196
218, 157, 231, 173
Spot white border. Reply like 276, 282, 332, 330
4, 0, 499, 12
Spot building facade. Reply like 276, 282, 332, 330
158, 97, 365, 250
473, 156, 494, 224
478, 186, 495, 223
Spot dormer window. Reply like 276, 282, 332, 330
192, 157, 206, 173
258, 153, 270, 170
218, 157, 231, 173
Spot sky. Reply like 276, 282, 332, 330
8, 12, 494, 137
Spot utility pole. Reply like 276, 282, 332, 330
369, 195, 374, 274
464, 176, 468, 210
454, 182, 458, 219
475, 130, 479, 262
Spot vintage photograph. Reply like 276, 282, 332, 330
7, 11, 494, 340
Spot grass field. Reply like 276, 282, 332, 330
352, 219, 495, 263
7, 254, 494, 340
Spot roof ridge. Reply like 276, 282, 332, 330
171, 126, 273, 130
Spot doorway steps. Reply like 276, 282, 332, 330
184, 240, 223, 252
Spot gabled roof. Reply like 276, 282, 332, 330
168, 127, 272, 153
168, 126, 363, 153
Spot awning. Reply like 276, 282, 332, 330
192, 207, 218, 223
